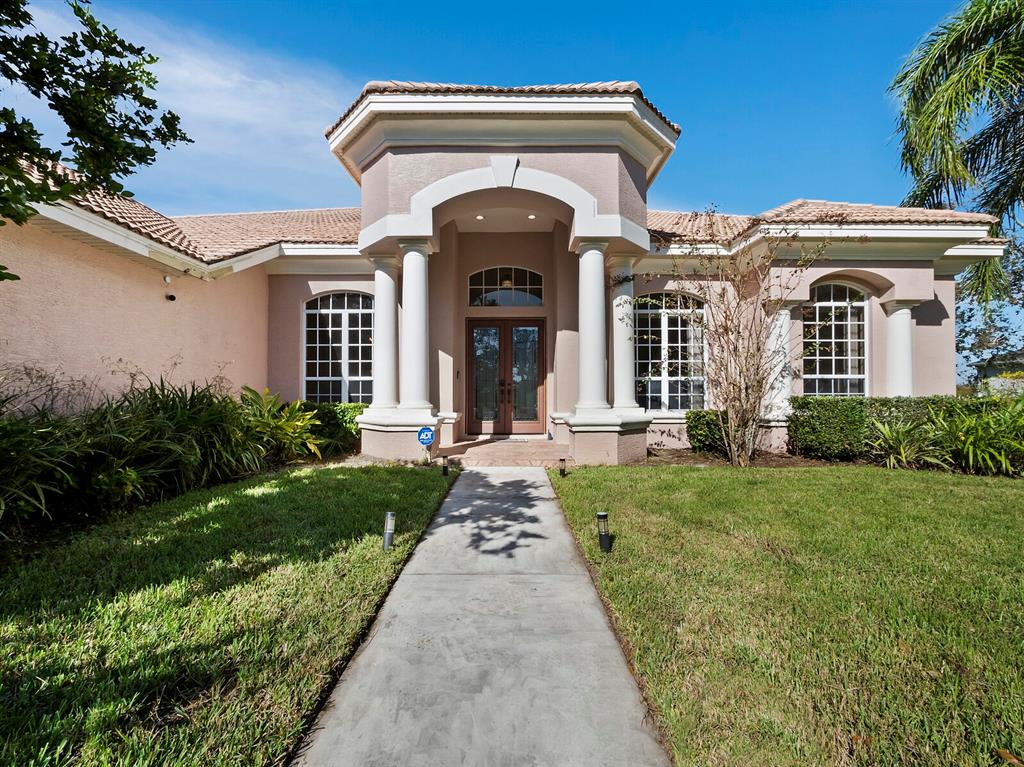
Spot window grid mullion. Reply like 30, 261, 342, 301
660, 309, 670, 411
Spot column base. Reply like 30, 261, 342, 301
566, 409, 653, 465
357, 409, 442, 462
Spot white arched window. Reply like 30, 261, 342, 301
634, 292, 705, 411
468, 267, 543, 306
802, 283, 867, 396
304, 292, 373, 403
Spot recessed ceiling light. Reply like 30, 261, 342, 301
527, 214, 537, 220
475, 214, 485, 220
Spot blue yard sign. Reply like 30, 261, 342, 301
417, 427, 435, 446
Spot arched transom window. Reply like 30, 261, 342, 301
802, 283, 867, 396
469, 267, 543, 307
304, 292, 373, 403
634, 292, 705, 411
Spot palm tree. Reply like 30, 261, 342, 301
891, 0, 1024, 309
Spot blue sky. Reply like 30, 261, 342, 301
21, 0, 959, 217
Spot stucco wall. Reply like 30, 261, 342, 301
912, 275, 956, 396
361, 147, 647, 230
0, 221, 268, 395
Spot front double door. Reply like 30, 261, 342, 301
467, 319, 545, 435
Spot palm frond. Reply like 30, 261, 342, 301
892, 0, 1024, 192
959, 258, 1012, 316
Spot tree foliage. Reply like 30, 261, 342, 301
0, 0, 188, 252
892, 0, 1024, 369
648, 216, 832, 466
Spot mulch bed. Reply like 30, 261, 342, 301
643, 449, 855, 468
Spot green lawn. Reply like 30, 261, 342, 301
1, 464, 453, 766
552, 466, 1024, 767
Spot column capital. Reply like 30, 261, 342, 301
605, 255, 639, 273
397, 238, 433, 256
575, 239, 610, 256
881, 299, 921, 316
369, 255, 400, 272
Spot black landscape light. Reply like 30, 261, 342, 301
597, 511, 611, 553
383, 511, 396, 551
442, 455, 449, 476
559, 457, 567, 477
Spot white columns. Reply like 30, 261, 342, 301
398, 239, 432, 411
764, 302, 798, 420
883, 300, 917, 397
608, 256, 640, 411
576, 241, 611, 412
368, 257, 399, 410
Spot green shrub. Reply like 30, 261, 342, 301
303, 401, 366, 456
787, 397, 868, 460
0, 415, 84, 525
78, 381, 263, 509
864, 395, 1000, 424
685, 410, 726, 455
867, 418, 946, 470
929, 399, 1024, 476
239, 387, 321, 463
0, 380, 326, 539
792, 395, 1024, 475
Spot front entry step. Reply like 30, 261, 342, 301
439, 440, 573, 467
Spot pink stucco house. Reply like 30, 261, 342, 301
0, 81, 1003, 464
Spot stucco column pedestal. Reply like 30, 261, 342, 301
357, 243, 440, 462
567, 243, 651, 465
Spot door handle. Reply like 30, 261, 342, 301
498, 379, 506, 404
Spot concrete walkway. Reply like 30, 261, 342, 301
294, 467, 669, 767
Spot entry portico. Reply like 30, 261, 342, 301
336, 82, 678, 463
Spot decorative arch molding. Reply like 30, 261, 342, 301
810, 269, 894, 298
357, 156, 650, 254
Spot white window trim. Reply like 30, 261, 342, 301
302, 292, 374, 403
467, 265, 544, 307
802, 283, 871, 397
634, 293, 706, 412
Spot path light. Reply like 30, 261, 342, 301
559, 457, 567, 477
442, 455, 449, 476
383, 511, 396, 551
597, 512, 611, 553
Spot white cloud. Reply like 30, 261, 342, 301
16, 3, 361, 214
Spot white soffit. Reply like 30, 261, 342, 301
328, 93, 679, 185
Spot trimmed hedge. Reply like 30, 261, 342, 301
685, 410, 727, 455
788, 396, 1006, 460
787, 397, 869, 460
302, 401, 366, 456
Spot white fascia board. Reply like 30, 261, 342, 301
761, 223, 992, 241
34, 201, 214, 279
935, 241, 1006, 276
329, 93, 677, 184
649, 223, 996, 261
652, 243, 730, 258
265, 256, 373, 275
212, 242, 363, 276
942, 242, 1006, 258
34, 202, 366, 280
278, 242, 361, 257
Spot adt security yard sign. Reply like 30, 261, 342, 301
417, 427, 435, 446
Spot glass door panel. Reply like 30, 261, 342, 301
511, 326, 538, 422
472, 326, 500, 423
